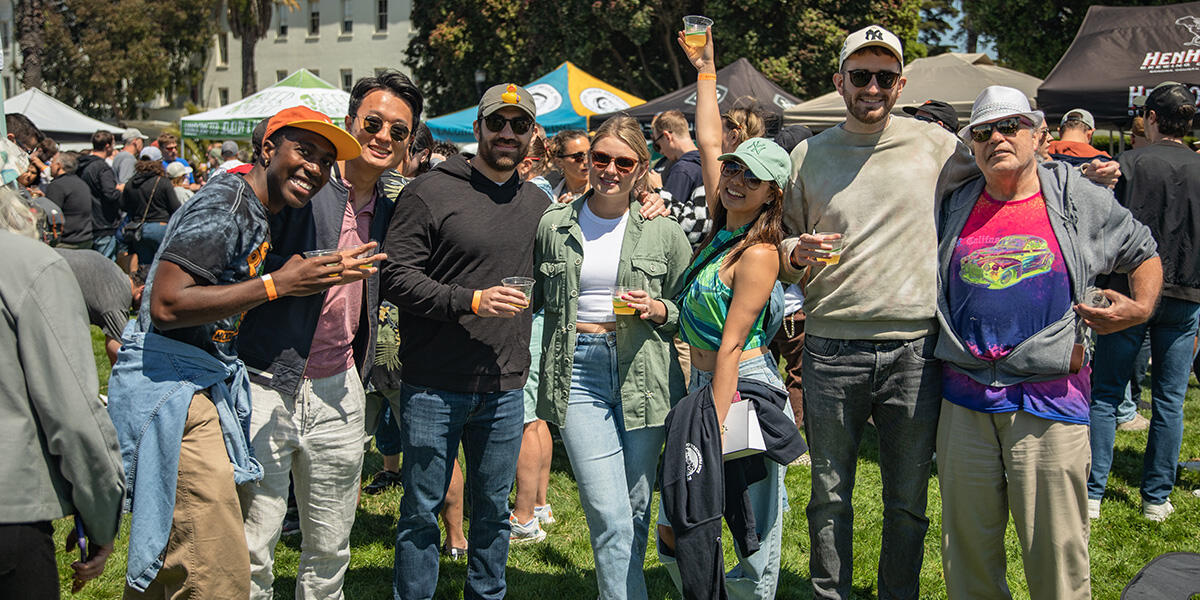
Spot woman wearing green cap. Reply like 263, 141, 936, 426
655, 25, 797, 599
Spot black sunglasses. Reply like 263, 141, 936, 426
482, 114, 533, 135
845, 69, 900, 90
556, 151, 587, 162
720, 161, 764, 190
590, 150, 639, 174
358, 114, 410, 143
969, 116, 1028, 143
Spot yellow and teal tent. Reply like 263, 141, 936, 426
427, 62, 643, 143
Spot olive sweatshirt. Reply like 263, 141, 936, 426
780, 117, 978, 340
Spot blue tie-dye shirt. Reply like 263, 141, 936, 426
943, 190, 1091, 424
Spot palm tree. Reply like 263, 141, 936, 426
227, 0, 298, 97
15, 0, 45, 90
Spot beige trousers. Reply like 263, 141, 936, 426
937, 400, 1091, 600
124, 394, 249, 599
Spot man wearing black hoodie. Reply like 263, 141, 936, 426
78, 130, 125, 260
382, 83, 547, 600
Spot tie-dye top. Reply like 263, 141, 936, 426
679, 224, 769, 352
942, 190, 1091, 424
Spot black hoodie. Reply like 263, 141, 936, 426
76, 153, 123, 235
380, 154, 551, 392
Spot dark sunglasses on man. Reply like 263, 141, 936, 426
968, 116, 1030, 143
356, 114, 411, 143
844, 69, 900, 90
482, 114, 534, 135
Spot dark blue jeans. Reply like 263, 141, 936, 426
1088, 297, 1200, 505
803, 334, 941, 600
133, 221, 169, 265
392, 383, 524, 600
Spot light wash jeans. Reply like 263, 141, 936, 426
803, 334, 941, 600
240, 368, 367, 600
657, 352, 789, 600
1089, 297, 1200, 505
561, 332, 665, 600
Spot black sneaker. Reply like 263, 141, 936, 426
280, 506, 300, 537
364, 470, 402, 495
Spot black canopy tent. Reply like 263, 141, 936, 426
1037, 1, 1200, 128
587, 58, 801, 135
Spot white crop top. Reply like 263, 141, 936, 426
576, 201, 629, 323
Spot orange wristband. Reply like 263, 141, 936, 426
261, 274, 278, 301
471, 290, 482, 314
698, 73, 717, 81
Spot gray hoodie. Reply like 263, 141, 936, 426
934, 161, 1157, 387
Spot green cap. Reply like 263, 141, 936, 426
717, 137, 791, 188
478, 83, 537, 119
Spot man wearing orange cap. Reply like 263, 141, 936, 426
106, 106, 366, 598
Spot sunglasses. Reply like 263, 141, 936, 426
969, 116, 1028, 143
844, 69, 900, 90
557, 151, 587, 162
720, 161, 764, 190
359, 114, 411, 143
590, 150, 639, 174
482, 114, 534, 135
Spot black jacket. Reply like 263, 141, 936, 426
1114, 140, 1200, 303
660, 378, 806, 600
121, 170, 178, 224
77, 153, 123, 235
44, 173, 93, 244
380, 154, 551, 393
238, 166, 396, 398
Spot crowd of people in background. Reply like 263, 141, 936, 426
2, 20, 1200, 600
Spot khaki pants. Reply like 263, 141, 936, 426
673, 336, 691, 389
124, 394, 249, 599
937, 400, 1091, 600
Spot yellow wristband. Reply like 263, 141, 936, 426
261, 274, 278, 301
471, 290, 482, 314
698, 73, 717, 81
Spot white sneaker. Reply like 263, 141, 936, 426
533, 504, 555, 526
1087, 498, 1101, 520
1142, 499, 1175, 522
509, 513, 547, 544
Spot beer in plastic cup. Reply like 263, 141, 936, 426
612, 286, 637, 316
502, 276, 535, 309
682, 15, 712, 48
815, 233, 846, 265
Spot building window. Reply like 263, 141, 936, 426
309, 1, 320, 36
219, 87, 230, 106
376, 0, 387, 32
276, 69, 288, 82
3, 77, 10, 98
278, 10, 288, 37
342, 0, 352, 34
0, 21, 9, 50
341, 69, 353, 93
216, 33, 229, 66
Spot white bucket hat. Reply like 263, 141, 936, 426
958, 86, 1044, 143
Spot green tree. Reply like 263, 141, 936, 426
918, 0, 959, 56
227, 0, 299, 97
406, 0, 924, 115
35, 0, 220, 119
962, 0, 1179, 77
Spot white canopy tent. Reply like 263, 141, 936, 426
783, 53, 1044, 131
4, 87, 125, 149
181, 69, 350, 139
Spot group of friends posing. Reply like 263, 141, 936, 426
15, 19, 1197, 600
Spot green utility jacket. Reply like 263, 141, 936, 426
533, 196, 692, 431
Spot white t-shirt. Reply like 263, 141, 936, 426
577, 201, 628, 323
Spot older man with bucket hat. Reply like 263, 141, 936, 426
934, 85, 1161, 599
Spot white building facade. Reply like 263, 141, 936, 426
202, 0, 415, 108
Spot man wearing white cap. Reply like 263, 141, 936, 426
935, 85, 1160, 599
781, 24, 977, 600
1047, 108, 1112, 164
113, 127, 148, 185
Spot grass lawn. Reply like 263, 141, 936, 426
61, 329, 1200, 598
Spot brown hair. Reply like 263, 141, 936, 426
547, 129, 588, 159
156, 132, 178, 148
652, 110, 689, 137
591, 116, 650, 195
696, 164, 785, 267
522, 136, 551, 178
723, 107, 766, 146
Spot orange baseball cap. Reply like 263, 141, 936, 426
264, 106, 362, 161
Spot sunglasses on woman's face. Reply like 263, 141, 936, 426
844, 69, 900, 90
557, 151, 587, 162
482, 114, 534, 135
720, 161, 764, 189
969, 117, 1028, 143
359, 114, 410, 143
590, 151, 638, 174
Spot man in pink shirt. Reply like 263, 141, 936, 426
235, 70, 424, 600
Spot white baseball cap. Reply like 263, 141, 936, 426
839, 25, 904, 71
1060, 108, 1095, 129
165, 161, 192, 179
959, 86, 1045, 143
